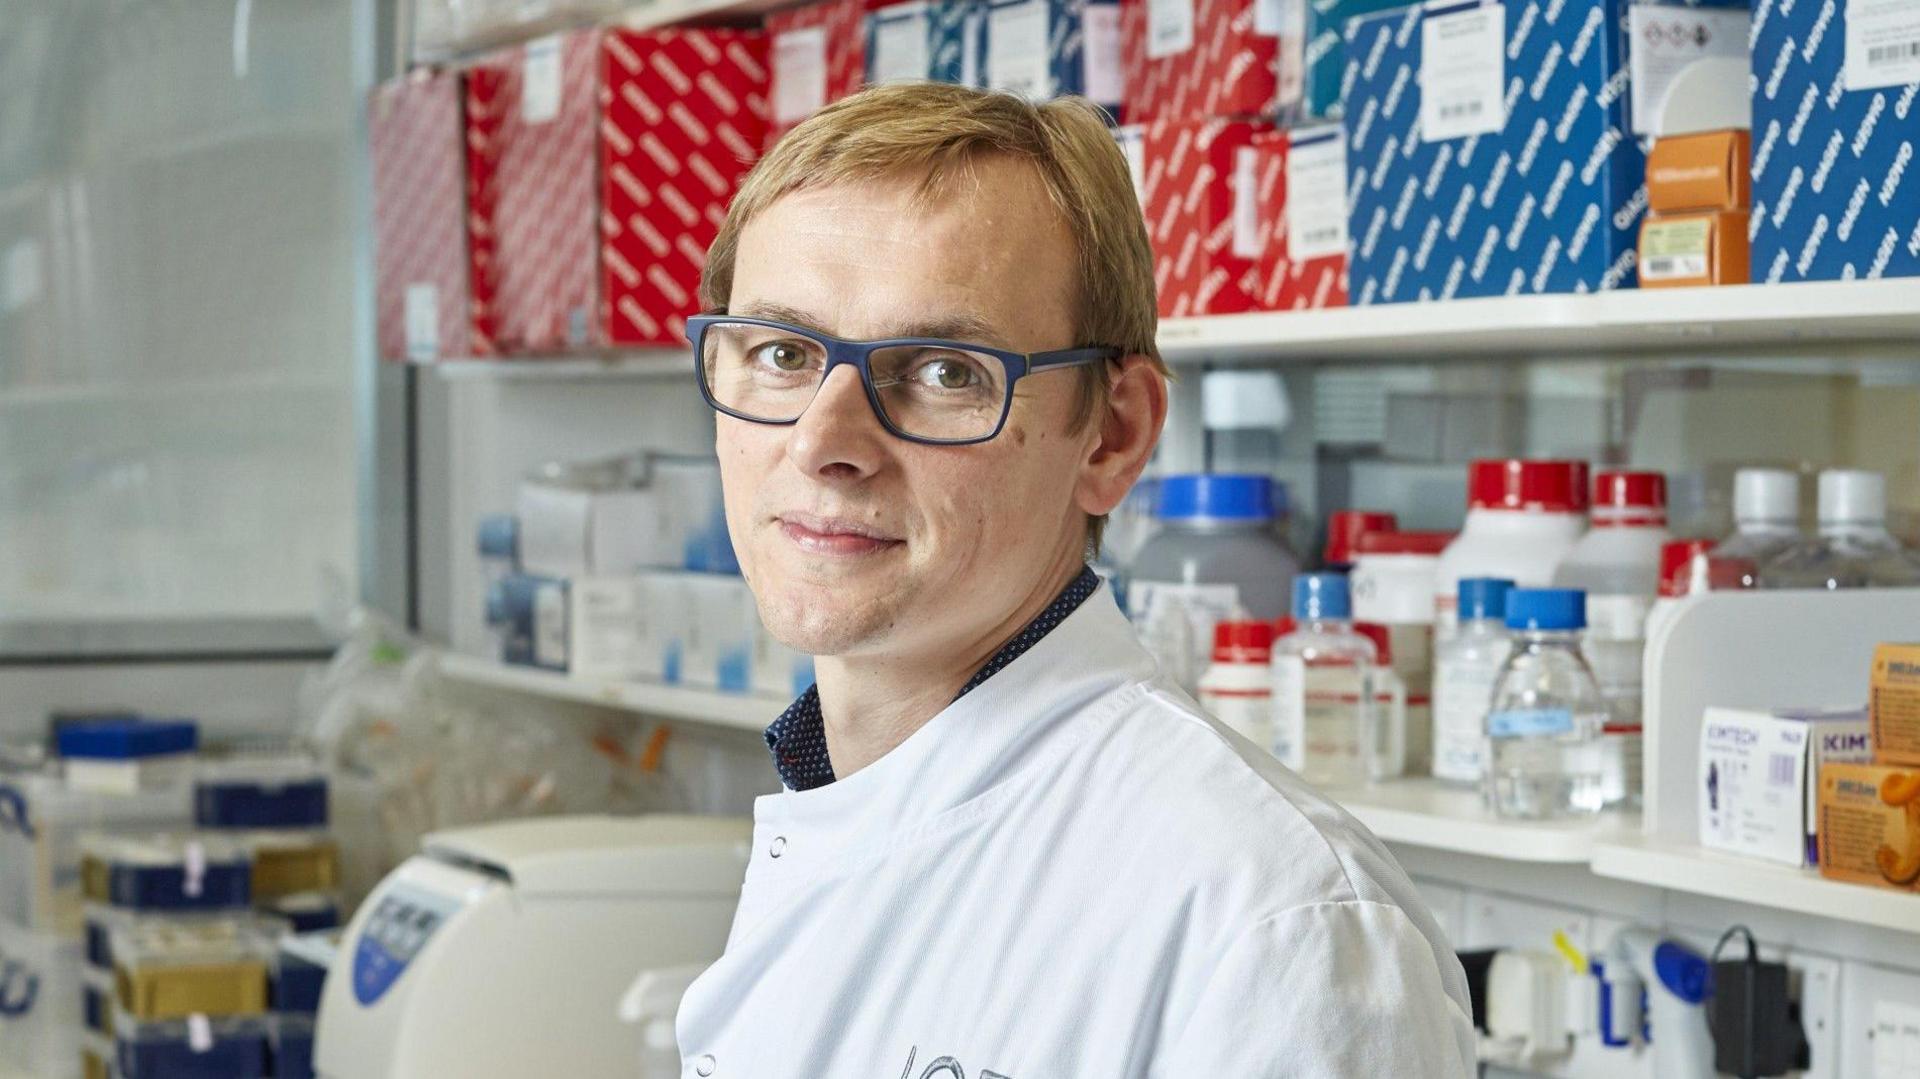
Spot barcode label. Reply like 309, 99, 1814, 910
1769, 752, 1797, 786
1439, 100, 1484, 120
1846, 0, 1920, 91
1868, 40, 1920, 65
1421, 4, 1507, 142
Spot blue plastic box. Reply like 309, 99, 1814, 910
57, 720, 198, 761
1750, 0, 1920, 282
118, 1017, 269, 1079
195, 779, 328, 831
84, 836, 253, 913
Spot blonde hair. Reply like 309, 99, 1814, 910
701, 82, 1165, 552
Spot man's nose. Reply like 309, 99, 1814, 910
785, 364, 890, 481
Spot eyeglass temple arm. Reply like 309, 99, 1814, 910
1026, 347, 1123, 372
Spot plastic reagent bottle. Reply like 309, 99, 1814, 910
1272, 574, 1398, 788
1551, 470, 1671, 808
1484, 589, 1609, 820
1712, 468, 1801, 589
1129, 474, 1301, 693
1197, 620, 1278, 749
1760, 469, 1920, 590
1432, 577, 1515, 786
1433, 459, 1590, 636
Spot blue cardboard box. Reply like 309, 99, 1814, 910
1289, 0, 1421, 121
1343, 0, 1648, 302
979, 0, 1123, 111
866, 0, 984, 85
1750, 0, 1920, 282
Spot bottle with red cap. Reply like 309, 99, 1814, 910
1551, 470, 1672, 809
1197, 621, 1278, 748
1644, 537, 1755, 646
1323, 511, 1398, 572
1433, 459, 1591, 636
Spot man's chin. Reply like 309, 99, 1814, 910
755, 583, 902, 658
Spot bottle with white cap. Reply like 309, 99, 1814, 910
1759, 469, 1920, 589
1712, 468, 1803, 589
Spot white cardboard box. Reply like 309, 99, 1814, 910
566, 577, 644, 681
1697, 706, 1873, 867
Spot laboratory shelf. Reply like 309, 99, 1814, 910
1155, 277, 1920, 363
1324, 778, 1640, 864
1591, 834, 1920, 937
436, 652, 779, 733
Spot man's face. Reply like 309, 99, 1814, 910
718, 158, 1094, 660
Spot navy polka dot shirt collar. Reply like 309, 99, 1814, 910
763, 565, 1102, 792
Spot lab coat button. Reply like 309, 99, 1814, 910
769, 836, 787, 858
695, 1054, 717, 1076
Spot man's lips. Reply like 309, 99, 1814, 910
776, 513, 904, 557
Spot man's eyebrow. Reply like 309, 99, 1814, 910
730, 302, 1012, 350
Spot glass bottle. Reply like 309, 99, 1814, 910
1711, 468, 1801, 589
1484, 589, 1609, 820
1431, 577, 1514, 786
1760, 469, 1920, 590
1272, 574, 1399, 787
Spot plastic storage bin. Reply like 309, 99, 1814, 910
0, 920, 85, 1079
0, 772, 192, 934
116, 1014, 270, 1079
81, 834, 252, 913
271, 1014, 317, 1079
241, 834, 341, 902
111, 916, 272, 1021
193, 757, 328, 831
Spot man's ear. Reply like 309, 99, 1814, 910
1076, 355, 1168, 518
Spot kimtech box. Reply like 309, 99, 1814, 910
1342, 0, 1649, 303
1749, 0, 1920, 283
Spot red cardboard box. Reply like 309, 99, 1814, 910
1119, 0, 1277, 125
467, 27, 769, 352
1121, 118, 1263, 318
371, 70, 487, 361
766, 0, 867, 145
1246, 127, 1348, 311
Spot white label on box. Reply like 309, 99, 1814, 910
522, 35, 563, 124
1626, 6, 1750, 138
1147, 0, 1196, 58
1118, 127, 1148, 202
1233, 147, 1263, 258
961, 8, 985, 86
1872, 1001, 1920, 1079
873, 7, 932, 84
534, 580, 568, 669
1697, 707, 1873, 867
568, 578, 641, 681
1082, 3, 1126, 104
1287, 129, 1350, 260
1640, 216, 1713, 281
774, 27, 830, 124
5, 239, 41, 312
1847, 0, 1920, 90
988, 0, 1052, 99
404, 283, 439, 360
1421, 3, 1507, 142
1257, 0, 1299, 37
1273, 0, 1308, 103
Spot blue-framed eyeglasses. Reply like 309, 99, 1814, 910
687, 314, 1122, 446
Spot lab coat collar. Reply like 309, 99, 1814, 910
749, 581, 1156, 876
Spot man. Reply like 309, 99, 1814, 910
675, 82, 1476, 1077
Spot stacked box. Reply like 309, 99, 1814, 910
1750, 0, 1920, 283
1120, 0, 1277, 123
1119, 119, 1267, 316
1248, 125, 1352, 309
866, 0, 984, 85
768, 0, 869, 142
1342, 0, 1647, 303
467, 28, 769, 352
980, 0, 1124, 111
1284, 0, 1413, 120
370, 70, 485, 362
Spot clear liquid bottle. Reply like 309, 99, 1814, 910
1712, 468, 1801, 589
1760, 469, 1920, 590
1484, 589, 1609, 820
1272, 574, 1399, 787
1431, 577, 1514, 786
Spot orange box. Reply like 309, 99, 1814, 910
1818, 761, 1920, 891
1872, 642, 1920, 766
1637, 211, 1749, 289
1647, 129, 1751, 214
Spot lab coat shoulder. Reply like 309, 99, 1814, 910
1069, 678, 1477, 1074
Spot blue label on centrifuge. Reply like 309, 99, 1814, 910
1487, 709, 1574, 738
350, 883, 460, 1007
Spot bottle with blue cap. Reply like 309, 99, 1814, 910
1127, 474, 1300, 693
1270, 573, 1402, 787
1431, 578, 1515, 786
1484, 588, 1609, 819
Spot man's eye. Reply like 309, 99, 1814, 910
751, 342, 811, 371
920, 358, 979, 389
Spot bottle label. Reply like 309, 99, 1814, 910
1199, 685, 1274, 748
1432, 655, 1502, 782
1487, 708, 1573, 738
1584, 594, 1653, 641
1271, 655, 1307, 769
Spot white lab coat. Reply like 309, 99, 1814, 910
676, 584, 1477, 1078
